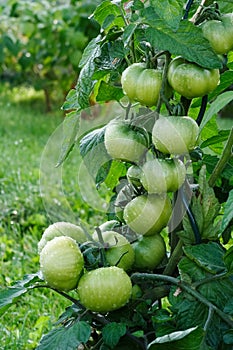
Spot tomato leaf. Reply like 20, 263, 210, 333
62, 89, 80, 111
79, 126, 111, 184
93, 0, 125, 29
148, 326, 204, 349
76, 36, 102, 109
200, 130, 230, 149
183, 242, 226, 274
223, 246, 233, 273
36, 321, 91, 350
96, 81, 124, 102
221, 189, 233, 233
0, 273, 43, 316
144, 19, 221, 69
149, 0, 184, 30
56, 111, 80, 167
102, 322, 127, 348
199, 91, 233, 131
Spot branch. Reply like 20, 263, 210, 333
131, 273, 233, 328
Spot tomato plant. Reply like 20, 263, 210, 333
1, 1, 233, 350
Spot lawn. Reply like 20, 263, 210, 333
0, 84, 107, 349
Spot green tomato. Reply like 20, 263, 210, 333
92, 230, 135, 271
38, 221, 87, 253
201, 14, 233, 54
114, 184, 135, 222
141, 158, 186, 193
167, 56, 220, 98
78, 266, 132, 313
132, 233, 166, 271
121, 63, 163, 107
40, 236, 84, 291
152, 116, 199, 155
104, 119, 148, 163
127, 165, 143, 188
123, 194, 172, 236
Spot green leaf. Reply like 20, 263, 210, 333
199, 91, 233, 131
144, 19, 221, 69
122, 23, 138, 47
221, 190, 233, 233
62, 89, 80, 111
76, 36, 102, 109
223, 246, 233, 273
93, 0, 124, 29
148, 327, 204, 349
0, 273, 43, 316
36, 321, 92, 350
149, 0, 184, 30
79, 126, 111, 183
183, 242, 226, 274
56, 111, 80, 167
96, 81, 124, 103
102, 322, 127, 348
223, 329, 233, 345
200, 130, 230, 149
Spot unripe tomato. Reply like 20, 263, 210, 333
121, 63, 163, 107
127, 165, 143, 188
104, 119, 148, 163
123, 194, 172, 236
38, 221, 87, 253
40, 236, 84, 291
141, 158, 186, 193
167, 56, 220, 98
201, 14, 233, 54
78, 266, 132, 313
92, 230, 135, 271
152, 116, 199, 155
132, 233, 166, 270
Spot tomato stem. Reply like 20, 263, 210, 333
183, 0, 195, 20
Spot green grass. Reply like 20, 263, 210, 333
0, 84, 107, 349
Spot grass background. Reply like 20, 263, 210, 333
0, 84, 108, 349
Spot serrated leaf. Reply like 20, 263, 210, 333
148, 327, 204, 349
79, 126, 111, 183
36, 321, 91, 350
183, 242, 226, 274
223, 246, 233, 273
96, 81, 124, 103
149, 0, 184, 30
56, 111, 80, 167
144, 19, 221, 69
199, 91, 233, 131
0, 273, 43, 316
93, 0, 124, 29
178, 257, 207, 283
76, 36, 102, 109
62, 89, 80, 111
102, 322, 126, 348
221, 190, 233, 233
